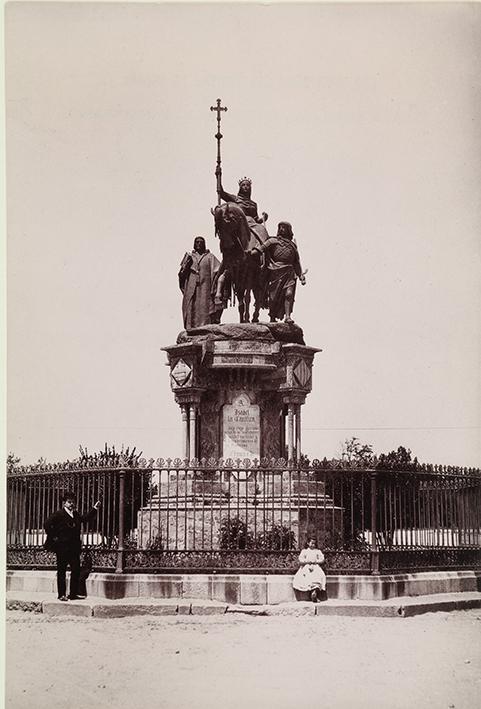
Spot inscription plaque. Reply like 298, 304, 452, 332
212, 340, 278, 369
214, 341, 279, 355
222, 392, 260, 477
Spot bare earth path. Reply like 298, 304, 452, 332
6, 610, 481, 709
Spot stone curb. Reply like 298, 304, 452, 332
6, 599, 43, 613
231, 596, 481, 618
6, 595, 229, 618
6, 592, 481, 618
397, 597, 481, 618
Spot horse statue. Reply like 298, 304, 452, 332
212, 202, 268, 323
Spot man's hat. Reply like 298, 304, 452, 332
61, 492, 76, 503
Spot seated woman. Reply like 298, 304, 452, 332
292, 537, 328, 603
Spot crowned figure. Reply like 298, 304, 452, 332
219, 176, 269, 247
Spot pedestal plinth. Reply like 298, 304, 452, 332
136, 323, 339, 554
162, 322, 321, 462
137, 470, 343, 551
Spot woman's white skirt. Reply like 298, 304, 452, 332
292, 564, 326, 592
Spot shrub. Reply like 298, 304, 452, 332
258, 524, 297, 550
219, 517, 254, 550
219, 518, 296, 550
147, 535, 164, 551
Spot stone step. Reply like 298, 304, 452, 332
6, 590, 481, 618
7, 569, 481, 604
144, 495, 335, 505
6, 592, 229, 617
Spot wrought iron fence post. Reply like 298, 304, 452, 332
115, 468, 126, 574
370, 470, 380, 575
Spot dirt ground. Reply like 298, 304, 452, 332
5, 609, 481, 709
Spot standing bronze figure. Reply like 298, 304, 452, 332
178, 237, 220, 329
251, 222, 306, 323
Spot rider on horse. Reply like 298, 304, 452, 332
219, 177, 269, 250
212, 177, 270, 322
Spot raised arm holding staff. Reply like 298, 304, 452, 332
208, 100, 306, 324
210, 99, 268, 243
210, 98, 227, 206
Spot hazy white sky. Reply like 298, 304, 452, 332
6, 2, 481, 466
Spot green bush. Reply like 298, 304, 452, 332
219, 517, 254, 549
219, 518, 296, 550
258, 524, 297, 550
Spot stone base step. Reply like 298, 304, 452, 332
6, 590, 481, 618
6, 569, 481, 604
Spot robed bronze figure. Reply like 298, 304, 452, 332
179, 237, 220, 329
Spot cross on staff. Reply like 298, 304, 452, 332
210, 98, 228, 205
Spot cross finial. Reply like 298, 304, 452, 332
210, 99, 228, 205
210, 98, 228, 121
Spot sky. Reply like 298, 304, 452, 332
6, 2, 481, 466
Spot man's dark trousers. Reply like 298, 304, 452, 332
45, 506, 97, 599
55, 546, 81, 599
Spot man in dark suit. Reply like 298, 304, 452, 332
45, 492, 100, 601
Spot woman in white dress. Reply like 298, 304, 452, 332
292, 537, 327, 602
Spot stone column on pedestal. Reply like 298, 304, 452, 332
287, 404, 295, 462
295, 404, 302, 461
180, 404, 189, 460
189, 404, 197, 461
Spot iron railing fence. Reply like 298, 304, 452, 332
6, 458, 481, 574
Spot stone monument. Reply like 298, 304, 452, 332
137, 101, 342, 551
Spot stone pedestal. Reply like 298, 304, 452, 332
137, 471, 343, 551
162, 323, 321, 462
136, 323, 339, 553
